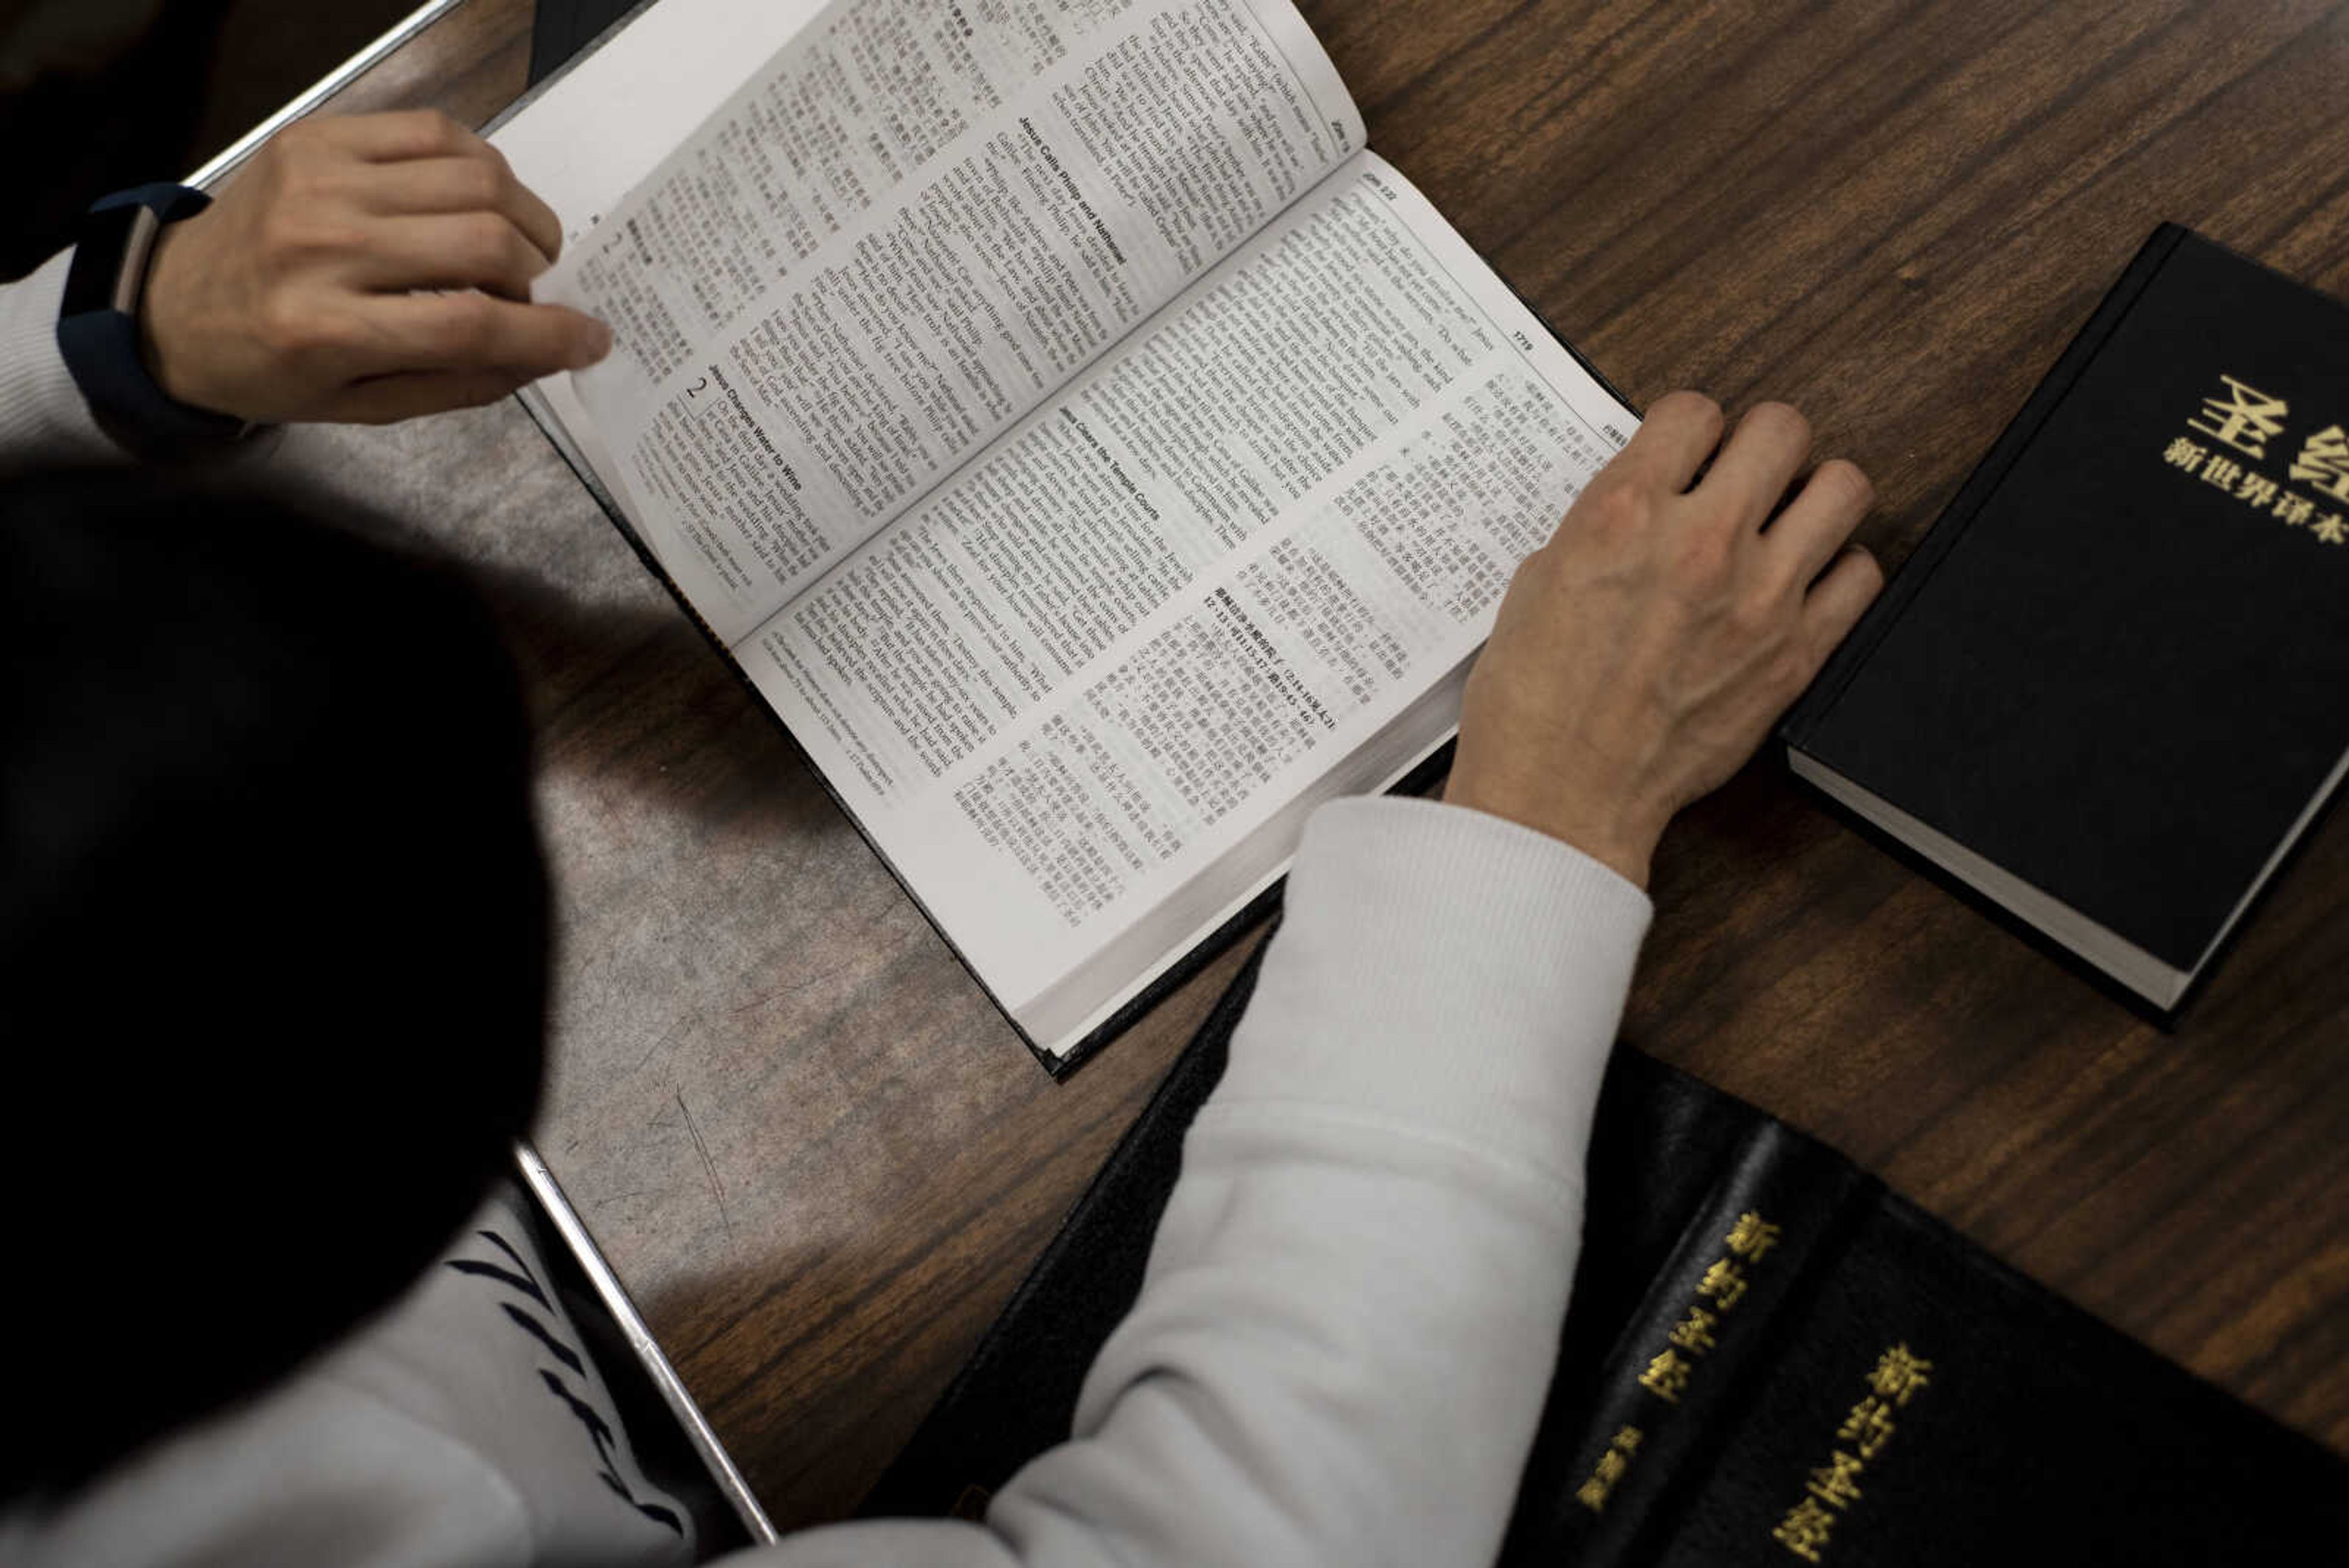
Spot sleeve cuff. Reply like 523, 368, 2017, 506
1219, 795, 1653, 1188
0, 250, 121, 471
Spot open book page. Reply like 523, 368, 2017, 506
741, 152, 1636, 1055
528, 0, 1365, 644
494, 0, 829, 248
494, 0, 828, 539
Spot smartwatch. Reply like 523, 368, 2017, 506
58, 183, 252, 459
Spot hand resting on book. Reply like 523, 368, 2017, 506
1447, 392, 1883, 887
141, 111, 612, 425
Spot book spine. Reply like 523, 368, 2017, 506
1779, 222, 2189, 751
1501, 1123, 1870, 1567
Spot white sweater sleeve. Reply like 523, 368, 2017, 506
0, 798, 1649, 1568
0, 251, 121, 470
745, 794, 1651, 1567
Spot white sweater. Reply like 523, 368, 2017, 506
0, 250, 1652, 1568
0, 253, 117, 470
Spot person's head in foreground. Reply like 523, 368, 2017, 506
0, 469, 551, 1504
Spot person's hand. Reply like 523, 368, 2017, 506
139, 111, 610, 425
1445, 393, 1883, 888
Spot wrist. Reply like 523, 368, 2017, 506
56, 185, 253, 459
138, 226, 198, 414
135, 223, 215, 415
1440, 768, 1663, 889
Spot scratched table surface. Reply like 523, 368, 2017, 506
272, 0, 2349, 1528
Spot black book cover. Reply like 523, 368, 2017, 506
527, 0, 646, 87
863, 953, 2349, 1560
1783, 225, 2349, 996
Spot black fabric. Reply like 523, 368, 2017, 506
864, 955, 2349, 1562
1786, 225, 2349, 977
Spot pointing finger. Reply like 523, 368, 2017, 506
357, 292, 611, 380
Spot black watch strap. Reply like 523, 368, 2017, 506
58, 183, 253, 460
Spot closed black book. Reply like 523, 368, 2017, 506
1781, 225, 2349, 1013
526, 0, 644, 86
864, 951, 2349, 1560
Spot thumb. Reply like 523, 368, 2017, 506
371, 294, 613, 380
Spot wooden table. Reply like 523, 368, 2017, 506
301, 0, 2349, 1531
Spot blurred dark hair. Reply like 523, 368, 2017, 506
0, 1, 229, 278
0, 469, 549, 1501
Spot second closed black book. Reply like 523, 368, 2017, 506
1783, 225, 2349, 1011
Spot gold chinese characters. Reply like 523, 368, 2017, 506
1576, 1210, 1785, 1515
2165, 373, 2349, 545
1573, 1426, 1644, 1514
1770, 1343, 1935, 1564
1635, 1210, 1783, 1406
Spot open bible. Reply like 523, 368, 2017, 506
494, 0, 1636, 1069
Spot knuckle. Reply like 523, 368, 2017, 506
265, 214, 364, 265
300, 158, 360, 212
257, 299, 342, 360
408, 109, 468, 154
275, 136, 340, 188
462, 158, 510, 209
511, 226, 552, 277
254, 211, 310, 259
255, 305, 305, 359
253, 210, 302, 259
1669, 527, 1736, 591
457, 212, 521, 271
272, 119, 328, 158
1730, 585, 1783, 637
278, 166, 332, 210
1578, 480, 1655, 539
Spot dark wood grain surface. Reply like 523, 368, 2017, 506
315, 0, 2349, 1531
312, 0, 533, 125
